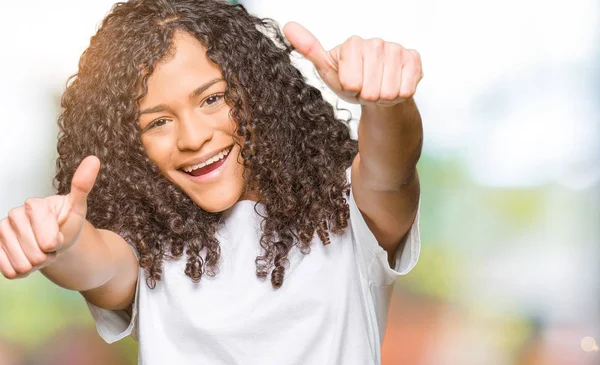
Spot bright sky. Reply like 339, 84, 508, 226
246, 0, 600, 188
0, 0, 598, 209
0, 0, 117, 209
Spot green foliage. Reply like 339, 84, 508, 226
0, 274, 91, 348
399, 242, 461, 301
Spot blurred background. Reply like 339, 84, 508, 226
0, 0, 598, 364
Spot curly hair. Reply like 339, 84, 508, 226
55, 0, 358, 289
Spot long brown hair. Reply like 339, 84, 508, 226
55, 0, 357, 289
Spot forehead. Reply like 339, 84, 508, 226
140, 31, 222, 105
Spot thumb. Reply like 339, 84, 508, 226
283, 22, 337, 73
58, 155, 101, 223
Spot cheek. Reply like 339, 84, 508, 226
225, 145, 248, 189
221, 107, 239, 135
141, 136, 171, 169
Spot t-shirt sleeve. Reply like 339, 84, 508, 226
85, 242, 141, 344
346, 167, 421, 286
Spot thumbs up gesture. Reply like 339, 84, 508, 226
283, 22, 423, 106
0, 156, 100, 279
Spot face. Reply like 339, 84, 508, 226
138, 31, 252, 213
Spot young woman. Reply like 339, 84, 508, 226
0, 0, 422, 364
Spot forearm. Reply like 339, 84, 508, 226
357, 98, 423, 190
40, 221, 120, 292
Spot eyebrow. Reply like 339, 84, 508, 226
139, 78, 224, 116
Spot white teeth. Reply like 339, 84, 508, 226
183, 147, 232, 173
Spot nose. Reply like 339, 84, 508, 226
176, 114, 213, 151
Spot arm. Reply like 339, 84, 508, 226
351, 99, 422, 257
0, 156, 138, 311
42, 223, 138, 311
283, 23, 424, 258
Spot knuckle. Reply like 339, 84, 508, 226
339, 76, 361, 92
7, 208, 20, 226
2, 270, 17, 280
24, 198, 42, 212
360, 91, 379, 102
39, 238, 57, 252
13, 262, 33, 275
347, 35, 363, 45
380, 90, 398, 100
370, 38, 385, 51
387, 42, 402, 53
0, 218, 11, 235
29, 254, 47, 267
409, 49, 421, 60
394, 47, 407, 61
400, 87, 416, 98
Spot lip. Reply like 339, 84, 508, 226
178, 144, 235, 182
178, 145, 234, 171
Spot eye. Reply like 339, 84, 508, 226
145, 118, 170, 131
202, 93, 225, 107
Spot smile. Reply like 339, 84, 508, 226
182, 146, 232, 177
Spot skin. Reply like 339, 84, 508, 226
0, 23, 423, 311
138, 31, 255, 213
284, 23, 422, 257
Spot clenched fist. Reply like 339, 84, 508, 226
0, 156, 100, 279
283, 22, 423, 106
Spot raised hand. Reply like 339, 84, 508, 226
0, 156, 100, 279
283, 22, 423, 106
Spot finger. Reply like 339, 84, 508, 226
0, 245, 16, 279
35, 251, 57, 270
380, 43, 404, 101
26, 198, 62, 253
283, 22, 336, 73
9, 207, 50, 267
337, 36, 363, 101
62, 155, 100, 221
409, 49, 424, 80
55, 156, 99, 251
359, 39, 385, 102
0, 219, 32, 276
399, 49, 423, 98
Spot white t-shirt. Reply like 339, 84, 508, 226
87, 171, 421, 365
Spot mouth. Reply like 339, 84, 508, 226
181, 146, 233, 177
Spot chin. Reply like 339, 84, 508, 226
190, 188, 244, 213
